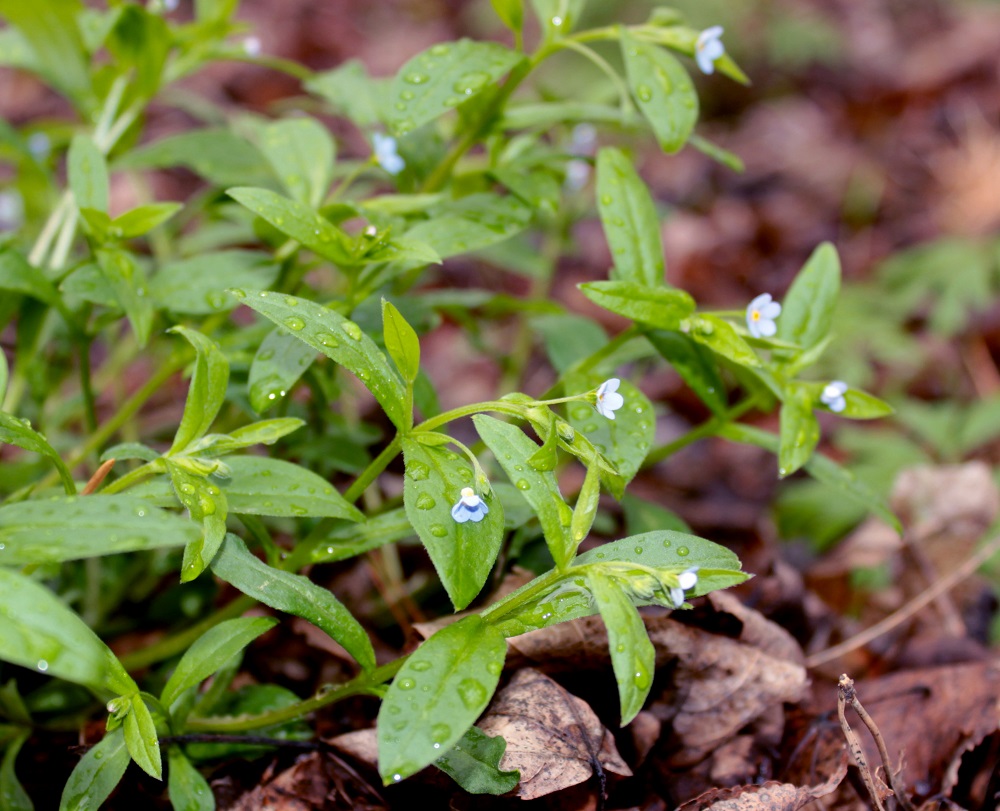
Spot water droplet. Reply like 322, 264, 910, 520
636, 84, 653, 102
405, 71, 429, 84
407, 462, 430, 481
394, 102, 406, 111
583, 423, 598, 432
179, 483, 195, 495
430, 43, 450, 56
600, 194, 612, 205
411, 660, 432, 672
392, 773, 402, 783
400, 89, 414, 100
199, 498, 216, 515
633, 660, 651, 690
457, 678, 487, 709
616, 643, 625, 653
595, 552, 605, 559
284, 316, 305, 331
662, 539, 671, 549
283, 296, 299, 307
397, 677, 416, 690
677, 546, 689, 557
453, 71, 490, 95
430, 524, 448, 537
431, 723, 451, 744
515, 479, 530, 491
205, 291, 227, 309
486, 661, 502, 676
257, 349, 274, 360
231, 288, 246, 298
94, 751, 104, 760
443, 96, 460, 106
634, 546, 643, 555
342, 321, 363, 341
37, 659, 48, 672
415, 493, 435, 510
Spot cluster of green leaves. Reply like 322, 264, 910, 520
0, 0, 898, 806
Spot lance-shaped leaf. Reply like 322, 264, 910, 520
0, 494, 200, 564
382, 299, 420, 384
255, 116, 335, 208
167, 747, 213, 811
596, 147, 665, 288
168, 326, 229, 454
587, 569, 655, 725
402, 437, 505, 610
404, 193, 532, 260
59, 727, 130, 811
68, 134, 108, 212
123, 695, 161, 779
473, 415, 575, 569
388, 39, 524, 135
95, 248, 153, 346
647, 329, 727, 416
197, 417, 304, 457
377, 616, 507, 784
149, 250, 279, 316
579, 281, 695, 329
166, 460, 228, 582
248, 327, 316, 413
687, 314, 760, 367
0, 246, 58, 305
621, 30, 698, 153
776, 242, 841, 353
0, 568, 136, 697
221, 456, 364, 520
0, 411, 75, 493
778, 384, 820, 478
212, 535, 375, 672
115, 130, 272, 188
232, 290, 409, 429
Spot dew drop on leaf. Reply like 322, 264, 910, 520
284, 316, 305, 331
636, 84, 653, 102
430, 524, 447, 537
677, 546, 689, 556
415, 493, 435, 510
407, 462, 430, 481
342, 321, 363, 341
515, 479, 530, 491
456, 678, 487, 709
431, 723, 451, 744
283, 296, 299, 307
397, 677, 416, 690
410, 660, 432, 672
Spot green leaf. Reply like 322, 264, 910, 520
377, 616, 506, 784
153, 250, 280, 316
194, 0, 237, 22
0, 494, 200, 564
0, 411, 75, 494
166, 460, 228, 583
100, 441, 159, 463
0, 247, 58, 305
197, 418, 304, 456
778, 385, 820, 478
620, 30, 697, 154
106, 5, 169, 100
232, 290, 409, 430
646, 330, 727, 415
306, 507, 415, 564
226, 187, 355, 266
687, 314, 760, 366
570, 462, 601, 543
402, 438, 505, 610
579, 281, 695, 329
0, 352, 6, 408
94, 248, 153, 346
161, 617, 278, 709
596, 147, 665, 288
221, 456, 364, 521
212, 535, 375, 671
587, 569, 655, 725
382, 299, 420, 384
388, 39, 524, 135
123, 696, 161, 779
59, 727, 130, 811
0, 568, 136, 697
168, 327, 229, 455
814, 384, 894, 420
404, 194, 532, 260
473, 415, 574, 568
256, 117, 335, 208
305, 60, 386, 128
247, 328, 316, 413
166, 747, 213, 811
110, 202, 182, 240
776, 242, 841, 353
530, 0, 584, 35
532, 313, 607, 374
0, 732, 32, 811
68, 134, 108, 213
490, 0, 523, 33
563, 375, 655, 485
435, 725, 519, 795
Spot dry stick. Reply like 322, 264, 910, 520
807, 532, 1000, 668
838, 675, 887, 811
80, 458, 115, 495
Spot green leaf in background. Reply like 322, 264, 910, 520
646, 330, 727, 416
0, 411, 76, 494
226, 187, 355, 266
0, 732, 32, 811
168, 326, 229, 454
0, 349, 7, 405
435, 725, 519, 795
221, 456, 364, 521
687, 314, 760, 366
151, 251, 280, 316
122, 695, 161, 779
563, 374, 655, 485
95, 248, 153, 347
778, 384, 820, 478
0, 494, 200, 564
404, 193, 532, 260
532, 313, 607, 374
194, 0, 237, 23
306, 506, 415, 564
579, 281, 695, 329
305, 60, 386, 128
620, 30, 698, 154
0, 247, 59, 305
106, 5, 169, 100
489, 0, 523, 34
166, 747, 214, 811
110, 202, 182, 240
570, 462, 601, 543
197, 417, 304, 456
530, 0, 584, 35
382, 299, 420, 385
586, 569, 655, 725
473, 415, 575, 569
388, 39, 524, 135
0, 568, 135, 697
596, 147, 666, 288
377, 616, 507, 784
166, 460, 228, 582
232, 290, 409, 430
401, 437, 505, 610
161, 617, 278, 709
776, 242, 841, 353
247, 327, 316, 414
59, 727, 130, 811
212, 535, 376, 672
256, 117, 335, 208
68, 134, 108, 213
100, 441, 160, 463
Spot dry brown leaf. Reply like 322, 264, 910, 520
477, 668, 632, 800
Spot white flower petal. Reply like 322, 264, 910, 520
757, 318, 777, 337
677, 568, 699, 590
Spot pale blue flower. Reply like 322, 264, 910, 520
595, 378, 624, 419
242, 36, 261, 56
373, 133, 405, 175
451, 487, 489, 523
695, 26, 725, 75
746, 292, 781, 338
820, 380, 848, 413
670, 567, 699, 608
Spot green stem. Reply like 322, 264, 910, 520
100, 461, 161, 495
643, 398, 756, 467
343, 435, 402, 504
77, 338, 98, 435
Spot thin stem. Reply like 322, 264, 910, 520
77, 338, 98, 435
100, 461, 162, 495
555, 39, 631, 112
643, 398, 756, 467
343, 435, 402, 504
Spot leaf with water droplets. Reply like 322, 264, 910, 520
253, 116, 335, 208
166, 746, 214, 811
234, 291, 409, 429
148, 250, 279, 316
596, 147, 666, 288
404, 193, 532, 260
123, 695, 161, 779
434, 725, 520, 795
402, 437, 505, 610
646, 329, 727, 416
382, 298, 421, 385
0, 732, 32, 810
167, 459, 228, 583
95, 247, 153, 347
0, 410, 76, 494
196, 417, 304, 457
59, 727, 130, 811
248, 327, 317, 414
377, 615, 506, 784
212, 534, 375, 672
586, 569, 655, 725
687, 313, 761, 367
168, 326, 230, 455
578, 280, 695, 329
388, 39, 524, 135
620, 30, 697, 154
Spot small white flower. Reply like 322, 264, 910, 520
695, 26, 725, 75
820, 380, 848, 413
451, 487, 489, 524
746, 292, 781, 339
670, 567, 699, 608
594, 378, 624, 420
242, 36, 261, 56
373, 133, 405, 176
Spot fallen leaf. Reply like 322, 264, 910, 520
676, 757, 846, 811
